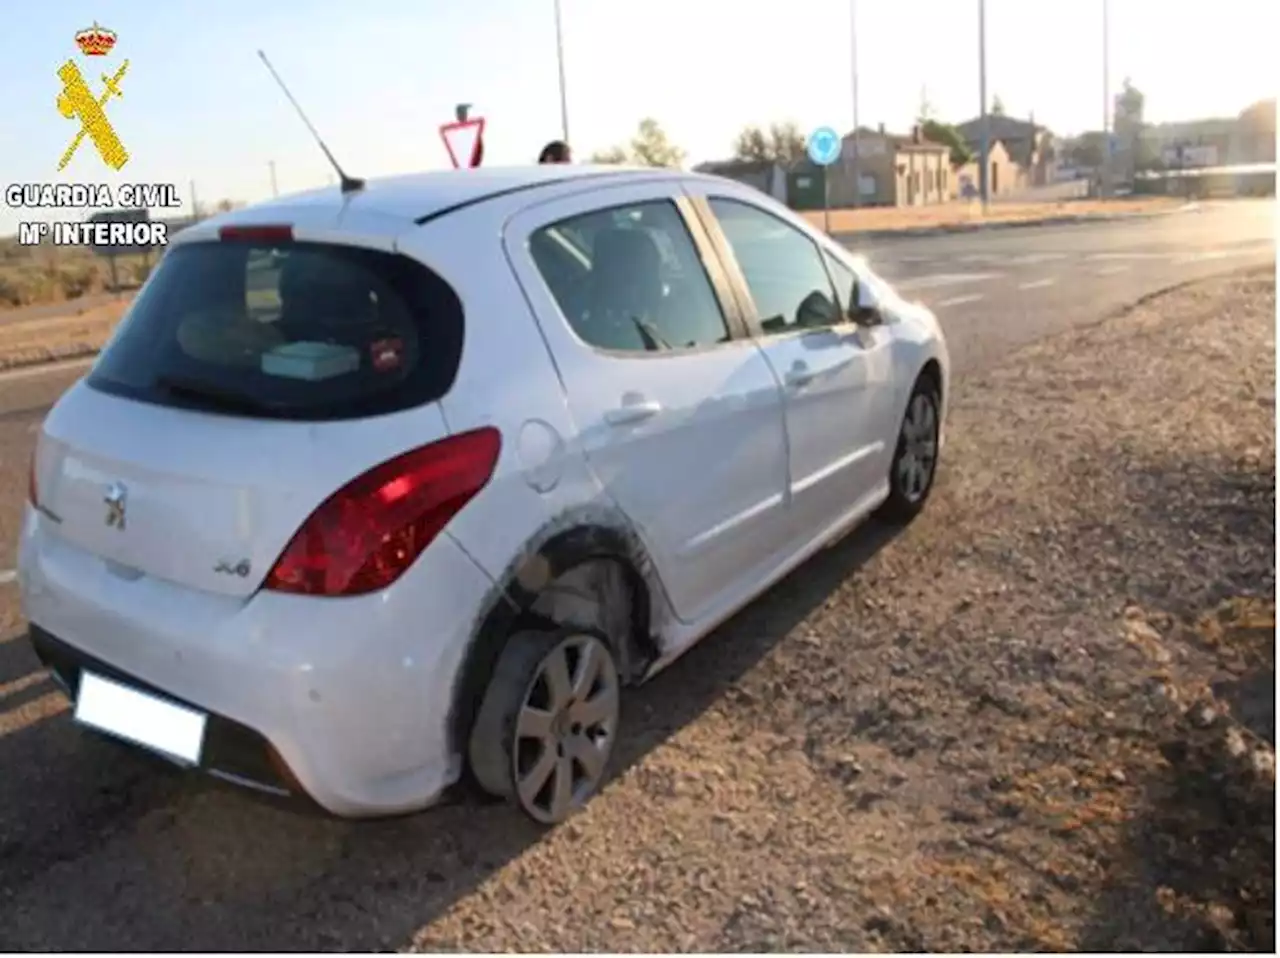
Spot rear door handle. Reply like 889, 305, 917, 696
604, 400, 662, 425
785, 367, 814, 388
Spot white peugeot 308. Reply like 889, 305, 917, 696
19, 165, 949, 824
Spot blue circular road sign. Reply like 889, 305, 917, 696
807, 125, 842, 166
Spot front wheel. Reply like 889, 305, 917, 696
877, 377, 941, 523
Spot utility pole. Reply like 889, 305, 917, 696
850, 0, 861, 208
554, 0, 570, 144
189, 179, 199, 221
978, 0, 990, 211
1101, 0, 1111, 197
269, 160, 278, 197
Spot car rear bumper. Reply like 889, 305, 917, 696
27, 623, 308, 800
17, 507, 497, 818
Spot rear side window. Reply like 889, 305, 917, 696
87, 239, 464, 421
528, 200, 731, 354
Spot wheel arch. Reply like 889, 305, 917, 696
447, 509, 669, 759
918, 356, 944, 406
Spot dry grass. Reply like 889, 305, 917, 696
801, 195, 1183, 233
0, 239, 151, 309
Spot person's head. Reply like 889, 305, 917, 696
538, 140, 572, 164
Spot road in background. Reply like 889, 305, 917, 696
0, 197, 1272, 949
849, 199, 1275, 375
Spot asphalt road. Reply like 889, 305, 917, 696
849, 199, 1276, 375
0, 198, 1273, 949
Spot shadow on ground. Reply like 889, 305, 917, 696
0, 516, 904, 950
1077, 454, 1276, 952
1080, 599, 1275, 952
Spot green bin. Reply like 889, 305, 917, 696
786, 169, 826, 211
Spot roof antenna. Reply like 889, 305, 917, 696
257, 50, 365, 194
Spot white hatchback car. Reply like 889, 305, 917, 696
19, 165, 949, 824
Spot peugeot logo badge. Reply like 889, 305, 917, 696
104, 481, 127, 529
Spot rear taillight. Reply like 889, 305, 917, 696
27, 452, 38, 507
264, 428, 501, 597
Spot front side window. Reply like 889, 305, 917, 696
707, 197, 841, 334
529, 200, 730, 354
823, 250, 859, 315
826, 250, 895, 311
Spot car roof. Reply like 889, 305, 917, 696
242, 165, 686, 223
168, 165, 748, 250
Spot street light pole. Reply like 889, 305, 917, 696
1101, 0, 1111, 197
978, 0, 989, 211
554, 0, 570, 144
268, 160, 278, 197
850, 0, 861, 208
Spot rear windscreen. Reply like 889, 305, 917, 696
87, 239, 464, 421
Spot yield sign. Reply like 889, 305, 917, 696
439, 117, 485, 168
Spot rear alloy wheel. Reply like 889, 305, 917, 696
878, 378, 941, 522
468, 629, 621, 825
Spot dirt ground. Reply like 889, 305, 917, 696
800, 196, 1183, 234
410, 268, 1275, 952
0, 269, 1272, 952
0, 300, 127, 370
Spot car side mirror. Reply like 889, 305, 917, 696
847, 282, 883, 325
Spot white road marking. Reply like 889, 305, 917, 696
1095, 265, 1132, 275
1007, 253, 1069, 265
1087, 251, 1170, 261
935, 293, 985, 308
1018, 278, 1056, 290
958, 253, 997, 263
0, 356, 95, 385
0, 569, 17, 586
1176, 249, 1251, 263
897, 272, 1002, 291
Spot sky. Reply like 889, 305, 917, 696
1, 0, 1276, 236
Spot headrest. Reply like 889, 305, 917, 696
278, 251, 373, 322
590, 228, 663, 313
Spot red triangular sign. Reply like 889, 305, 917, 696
440, 117, 485, 169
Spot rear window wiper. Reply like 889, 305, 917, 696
154, 373, 283, 416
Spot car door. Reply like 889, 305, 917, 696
504, 181, 791, 626
819, 245, 899, 477
687, 188, 895, 549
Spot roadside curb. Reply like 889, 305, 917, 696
833, 203, 1199, 244
0, 343, 102, 375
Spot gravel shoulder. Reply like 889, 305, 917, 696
0, 268, 1273, 951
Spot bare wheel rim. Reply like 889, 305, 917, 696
896, 391, 938, 503
512, 634, 619, 824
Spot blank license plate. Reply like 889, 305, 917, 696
74, 671, 207, 765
